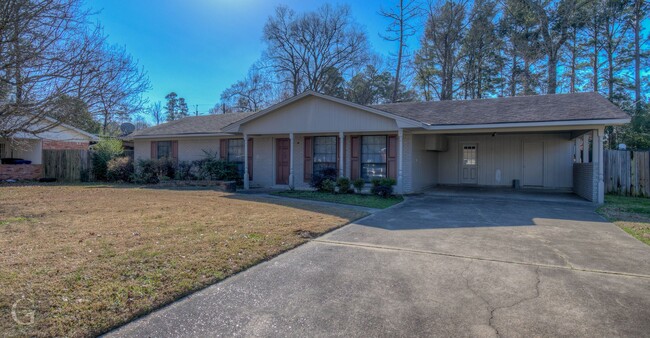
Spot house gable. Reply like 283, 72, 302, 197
238, 95, 402, 135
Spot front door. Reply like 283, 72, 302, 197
276, 138, 290, 185
461, 144, 478, 184
523, 142, 544, 186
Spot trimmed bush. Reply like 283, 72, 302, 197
352, 178, 365, 193
336, 176, 351, 193
320, 179, 336, 193
371, 178, 397, 198
196, 158, 241, 183
176, 161, 197, 180
310, 167, 338, 191
133, 159, 160, 184
106, 156, 134, 182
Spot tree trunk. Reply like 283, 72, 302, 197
569, 28, 577, 93
634, 0, 643, 111
391, 0, 404, 103
593, 28, 599, 92
548, 54, 558, 94
510, 55, 517, 97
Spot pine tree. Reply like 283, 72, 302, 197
165, 92, 178, 121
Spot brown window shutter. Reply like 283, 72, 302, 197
303, 136, 313, 182
350, 136, 360, 180
150, 141, 158, 159
247, 138, 253, 180
171, 141, 179, 164
387, 135, 397, 180
220, 139, 228, 160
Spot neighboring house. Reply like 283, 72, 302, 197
130, 91, 630, 203
0, 117, 97, 180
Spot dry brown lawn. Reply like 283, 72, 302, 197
0, 185, 367, 337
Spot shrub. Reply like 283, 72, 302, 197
196, 158, 241, 183
91, 138, 123, 181
352, 178, 365, 193
133, 159, 160, 184
106, 156, 134, 182
176, 161, 197, 180
320, 179, 336, 193
371, 177, 397, 198
158, 157, 176, 179
336, 176, 351, 193
310, 167, 338, 191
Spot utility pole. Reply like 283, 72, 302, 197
194, 104, 199, 116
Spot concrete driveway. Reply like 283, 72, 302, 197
108, 193, 650, 337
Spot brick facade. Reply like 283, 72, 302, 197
42, 140, 89, 150
0, 164, 43, 180
573, 163, 596, 201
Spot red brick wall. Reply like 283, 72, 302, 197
0, 164, 43, 180
42, 140, 89, 150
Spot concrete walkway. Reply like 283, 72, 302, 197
107, 193, 650, 337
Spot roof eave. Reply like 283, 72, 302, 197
423, 118, 630, 131
130, 132, 240, 139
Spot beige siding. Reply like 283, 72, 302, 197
409, 134, 438, 192
437, 132, 573, 188
134, 137, 225, 162
241, 96, 398, 134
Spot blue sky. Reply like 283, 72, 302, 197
92, 0, 421, 115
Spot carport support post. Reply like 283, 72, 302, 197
595, 128, 605, 204
339, 131, 344, 177
243, 134, 250, 190
398, 129, 404, 194
582, 133, 589, 163
289, 132, 294, 189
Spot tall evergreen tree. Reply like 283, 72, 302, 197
461, 0, 502, 99
415, 0, 468, 100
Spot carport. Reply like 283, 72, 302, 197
407, 127, 606, 203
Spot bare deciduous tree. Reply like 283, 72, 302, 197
220, 67, 273, 112
0, 0, 149, 139
379, 0, 422, 102
262, 4, 369, 96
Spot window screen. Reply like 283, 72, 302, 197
313, 136, 337, 175
157, 141, 172, 159
361, 136, 387, 181
228, 139, 245, 177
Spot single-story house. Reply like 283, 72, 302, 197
130, 91, 630, 203
0, 117, 97, 180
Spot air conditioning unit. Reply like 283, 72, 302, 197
424, 135, 448, 151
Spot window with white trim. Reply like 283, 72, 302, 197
361, 135, 387, 181
313, 136, 337, 175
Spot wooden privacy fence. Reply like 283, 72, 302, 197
42, 149, 92, 182
604, 149, 650, 196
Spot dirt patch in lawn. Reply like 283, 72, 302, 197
0, 185, 367, 337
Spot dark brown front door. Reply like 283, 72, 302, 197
276, 138, 290, 184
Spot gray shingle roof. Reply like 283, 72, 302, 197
371, 92, 629, 126
131, 112, 255, 137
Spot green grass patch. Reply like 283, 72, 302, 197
0, 216, 31, 226
273, 190, 403, 209
598, 195, 650, 246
